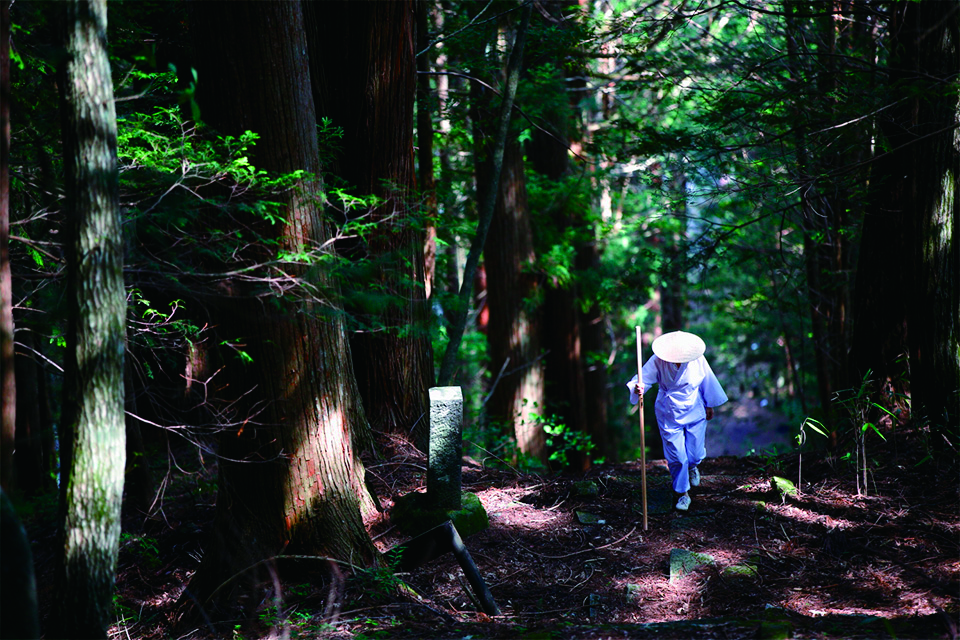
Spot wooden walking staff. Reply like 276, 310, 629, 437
635, 327, 648, 531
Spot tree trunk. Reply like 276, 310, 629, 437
305, 0, 434, 443
895, 2, 959, 431
659, 168, 688, 334
851, 3, 960, 432
577, 243, 609, 460
482, 136, 546, 460
785, 3, 862, 434
525, 4, 594, 464
417, 0, 439, 302
53, 1, 127, 636
181, 0, 377, 623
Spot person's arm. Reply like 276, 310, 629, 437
699, 358, 726, 420
626, 374, 641, 405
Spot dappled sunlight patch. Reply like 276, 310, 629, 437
475, 484, 566, 532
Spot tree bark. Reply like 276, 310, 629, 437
851, 3, 960, 432
181, 0, 377, 623
482, 134, 546, 460
893, 2, 959, 430
417, 0, 439, 302
53, 0, 127, 636
785, 2, 862, 434
305, 0, 434, 443
525, 3, 597, 464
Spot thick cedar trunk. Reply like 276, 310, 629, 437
905, 3, 959, 430
465, 6, 547, 460
853, 3, 960, 431
305, 0, 433, 443
897, 0, 960, 430
529, 105, 587, 441
182, 0, 376, 622
785, 4, 859, 433
526, 5, 598, 465
482, 137, 546, 460
53, 0, 127, 636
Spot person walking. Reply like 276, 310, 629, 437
627, 331, 728, 511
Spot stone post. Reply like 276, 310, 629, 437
427, 386, 463, 510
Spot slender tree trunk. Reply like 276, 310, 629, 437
437, 3, 532, 386
659, 168, 688, 334
180, 0, 376, 623
306, 0, 434, 443
35, 342, 56, 492
577, 243, 609, 460
53, 0, 127, 636
785, 3, 857, 435
418, 0, 439, 302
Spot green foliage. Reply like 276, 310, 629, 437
534, 412, 598, 469
113, 593, 140, 626
349, 548, 405, 606
833, 371, 897, 496
120, 533, 161, 570
797, 417, 829, 446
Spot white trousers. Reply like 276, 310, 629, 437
659, 419, 706, 494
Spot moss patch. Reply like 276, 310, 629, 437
391, 491, 488, 538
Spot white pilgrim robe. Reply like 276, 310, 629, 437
626, 355, 728, 493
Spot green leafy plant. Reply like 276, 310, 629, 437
532, 412, 597, 469
120, 532, 161, 570
112, 592, 140, 625
350, 548, 405, 606
834, 370, 894, 496
796, 416, 828, 493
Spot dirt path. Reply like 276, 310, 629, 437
26, 424, 960, 640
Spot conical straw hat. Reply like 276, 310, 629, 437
651, 331, 705, 363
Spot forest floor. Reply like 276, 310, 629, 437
26, 421, 960, 640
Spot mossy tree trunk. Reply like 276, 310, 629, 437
52, 0, 127, 636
